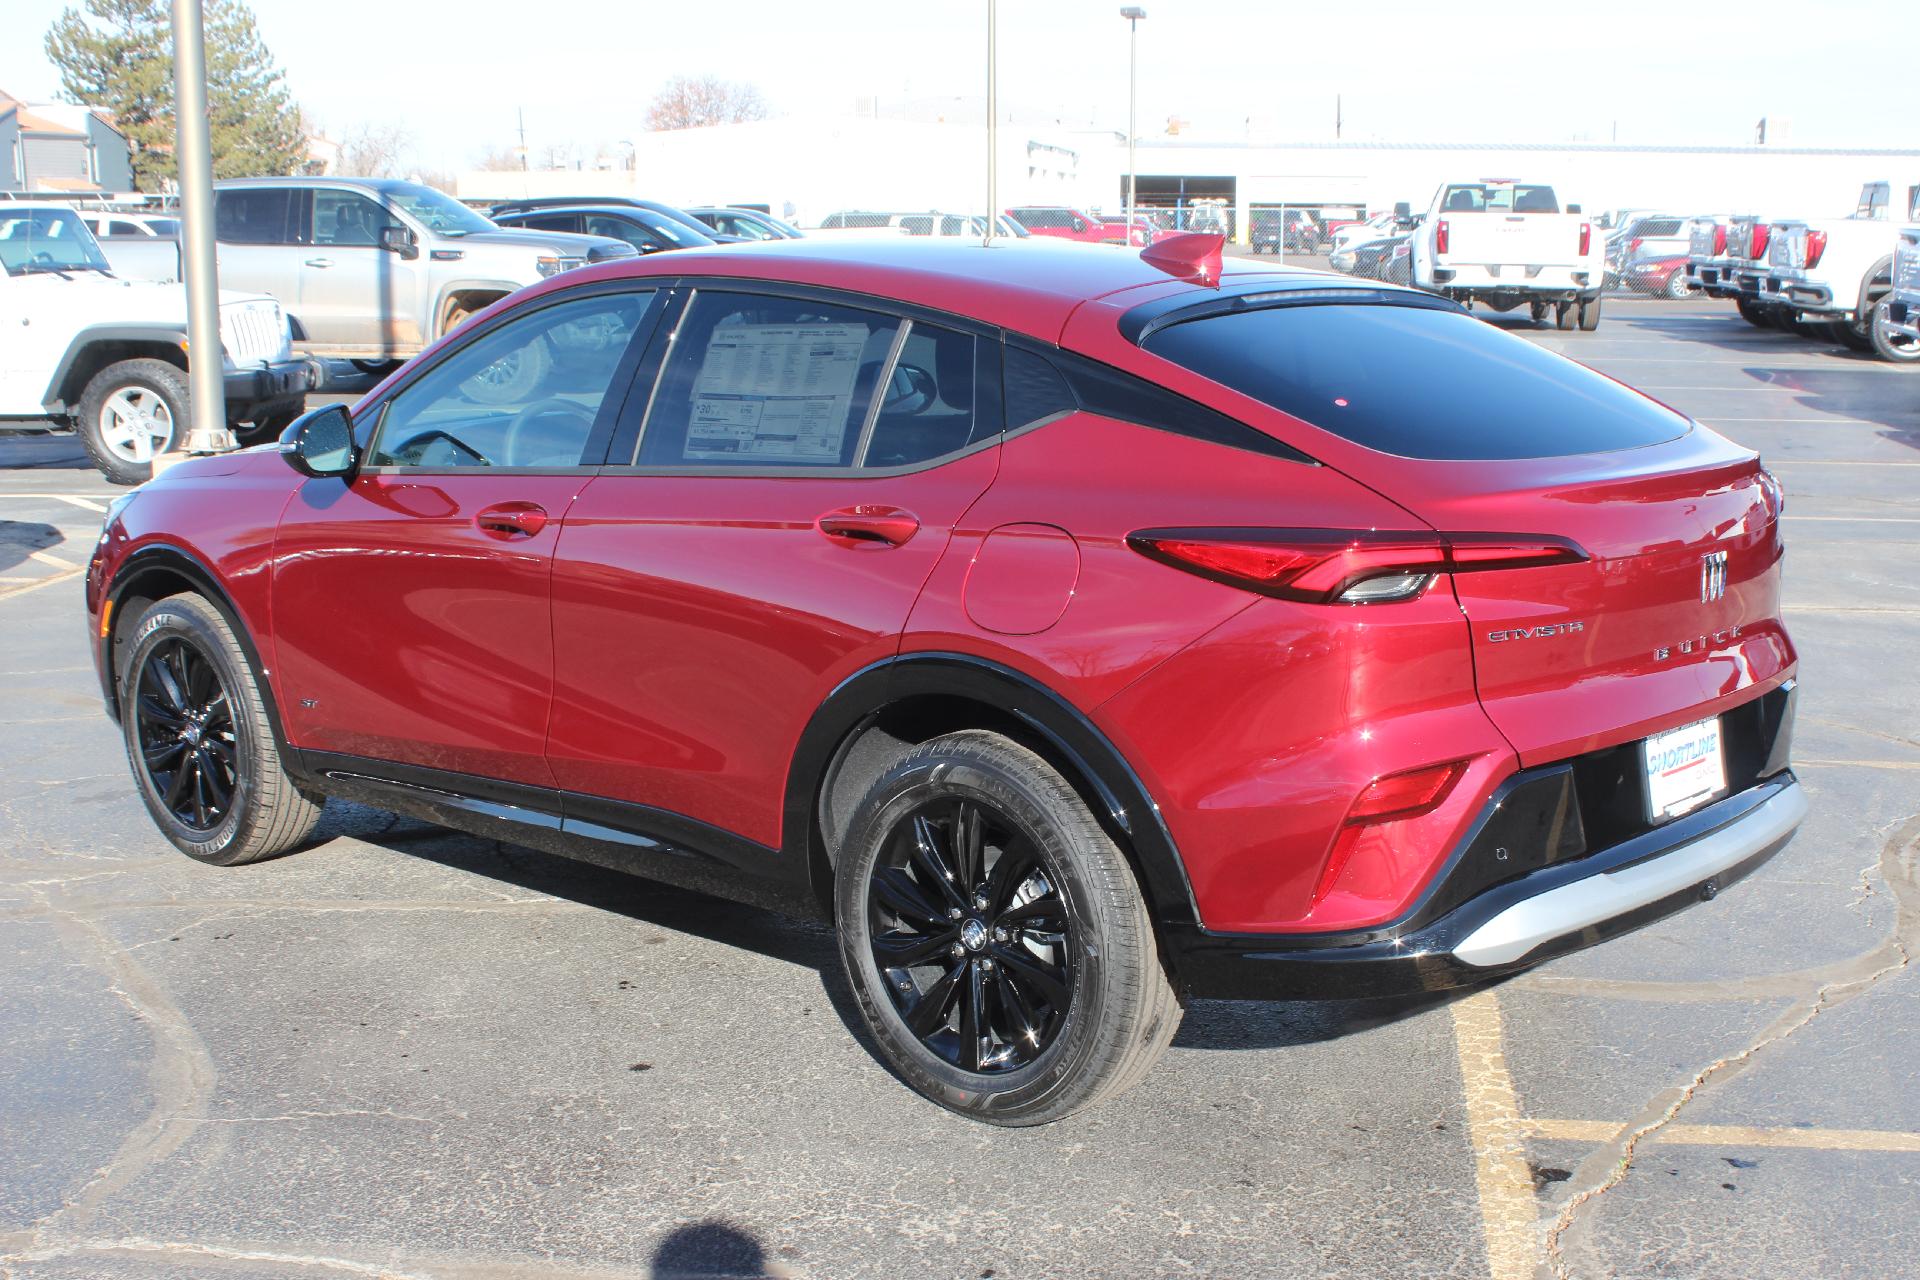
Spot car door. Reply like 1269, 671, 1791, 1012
298, 188, 422, 353
271, 286, 660, 786
545, 286, 1003, 852
213, 187, 304, 314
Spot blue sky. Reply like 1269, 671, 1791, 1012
5, 0, 1915, 172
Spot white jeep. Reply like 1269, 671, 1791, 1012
0, 204, 310, 484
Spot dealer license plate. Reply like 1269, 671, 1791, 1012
1643, 716, 1727, 822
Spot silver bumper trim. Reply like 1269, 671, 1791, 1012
1451, 780, 1808, 968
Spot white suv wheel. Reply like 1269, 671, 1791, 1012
99, 387, 177, 463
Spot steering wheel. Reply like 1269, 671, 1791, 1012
503, 397, 597, 466
396, 428, 491, 468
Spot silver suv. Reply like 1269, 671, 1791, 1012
212, 178, 635, 363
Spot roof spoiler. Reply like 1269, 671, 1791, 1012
1140, 232, 1224, 284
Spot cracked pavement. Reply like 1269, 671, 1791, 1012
2, 296, 1917, 1278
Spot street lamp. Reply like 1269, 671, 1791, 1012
1120, 7, 1146, 240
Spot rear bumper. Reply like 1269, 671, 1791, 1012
1429, 263, 1595, 295
1686, 259, 1741, 296
1169, 772, 1804, 999
1169, 680, 1801, 999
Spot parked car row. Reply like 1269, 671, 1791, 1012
3, 179, 816, 480
1687, 180, 1920, 362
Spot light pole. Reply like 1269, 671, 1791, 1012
1120, 7, 1146, 240
167, 0, 234, 461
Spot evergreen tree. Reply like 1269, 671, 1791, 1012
45, 0, 305, 191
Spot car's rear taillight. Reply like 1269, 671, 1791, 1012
1630, 237, 1643, 254
1712, 224, 1728, 255
1579, 222, 1591, 255
1313, 759, 1469, 906
1751, 223, 1772, 258
1126, 529, 1588, 605
1435, 219, 1449, 254
1804, 229, 1827, 269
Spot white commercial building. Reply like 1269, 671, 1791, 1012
458, 115, 1920, 238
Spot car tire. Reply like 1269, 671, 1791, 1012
350, 358, 404, 377
1578, 293, 1604, 330
1825, 317, 1871, 352
120, 594, 325, 866
234, 402, 304, 444
1529, 300, 1550, 324
1664, 271, 1693, 300
1868, 298, 1920, 363
1554, 301, 1577, 330
1736, 297, 1772, 328
76, 358, 188, 486
834, 730, 1181, 1126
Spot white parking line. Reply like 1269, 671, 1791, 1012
0, 492, 110, 512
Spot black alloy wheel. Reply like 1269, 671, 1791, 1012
121, 593, 324, 864
866, 796, 1073, 1074
835, 731, 1180, 1124
133, 636, 239, 833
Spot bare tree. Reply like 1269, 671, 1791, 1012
339, 121, 413, 178
645, 75, 768, 131
472, 145, 525, 172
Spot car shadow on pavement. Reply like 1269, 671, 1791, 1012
0, 519, 64, 573
338, 804, 1470, 1062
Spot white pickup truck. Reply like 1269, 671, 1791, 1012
1410, 180, 1606, 330
1875, 189, 1920, 361
0, 204, 308, 484
1759, 179, 1920, 361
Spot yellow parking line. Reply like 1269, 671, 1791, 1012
1450, 990, 1539, 1280
27, 549, 77, 570
1796, 759, 1920, 770
0, 567, 82, 602
1522, 1117, 1920, 1153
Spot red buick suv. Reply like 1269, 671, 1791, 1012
86, 234, 1803, 1125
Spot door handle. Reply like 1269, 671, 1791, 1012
816, 505, 919, 547
305, 257, 334, 268
474, 501, 549, 539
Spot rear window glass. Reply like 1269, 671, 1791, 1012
1141, 304, 1690, 460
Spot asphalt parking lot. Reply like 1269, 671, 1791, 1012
1, 295, 1915, 1279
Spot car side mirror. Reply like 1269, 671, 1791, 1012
279, 403, 357, 479
380, 225, 418, 259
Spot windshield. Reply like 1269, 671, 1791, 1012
382, 183, 496, 236
0, 208, 113, 276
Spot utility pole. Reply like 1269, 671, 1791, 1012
166, 0, 235, 461
1121, 7, 1146, 233
1336, 93, 1342, 141
518, 108, 528, 170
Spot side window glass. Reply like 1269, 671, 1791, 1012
215, 188, 293, 244
637, 293, 898, 468
586, 214, 663, 252
862, 322, 980, 468
519, 212, 581, 233
1003, 346, 1076, 430
313, 190, 396, 246
368, 291, 650, 468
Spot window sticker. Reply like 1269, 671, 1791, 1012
684, 323, 871, 462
